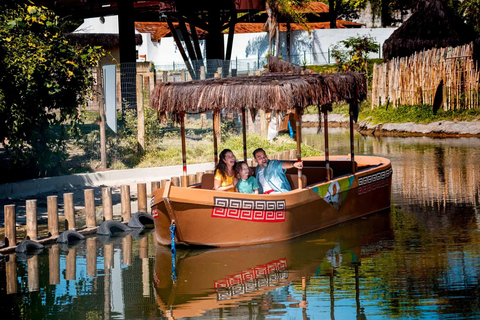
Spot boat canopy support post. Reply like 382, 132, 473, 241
180, 112, 188, 187
213, 109, 220, 165
295, 107, 303, 189
242, 107, 247, 162
323, 104, 332, 181
348, 102, 356, 174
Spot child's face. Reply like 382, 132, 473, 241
239, 163, 250, 180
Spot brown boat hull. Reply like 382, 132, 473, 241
151, 156, 392, 247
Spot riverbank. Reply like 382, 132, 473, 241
302, 114, 480, 137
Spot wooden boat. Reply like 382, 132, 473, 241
150, 66, 392, 247
153, 211, 394, 319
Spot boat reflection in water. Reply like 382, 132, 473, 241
154, 210, 393, 319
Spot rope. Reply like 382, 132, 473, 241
170, 221, 177, 282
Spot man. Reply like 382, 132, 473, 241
253, 148, 303, 194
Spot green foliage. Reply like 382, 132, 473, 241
449, 0, 480, 33
331, 35, 380, 79
0, 4, 104, 179
360, 104, 480, 124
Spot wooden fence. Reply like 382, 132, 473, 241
371, 42, 480, 110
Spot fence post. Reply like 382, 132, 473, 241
47, 195, 59, 237
102, 187, 113, 221
4, 204, 16, 247
26, 199, 38, 240
121, 185, 131, 222
84, 189, 96, 228
137, 183, 147, 213
64, 193, 75, 230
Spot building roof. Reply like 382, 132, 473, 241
136, 20, 362, 42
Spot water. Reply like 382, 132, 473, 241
1, 128, 480, 319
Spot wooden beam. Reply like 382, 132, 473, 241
242, 108, 247, 162
295, 107, 303, 189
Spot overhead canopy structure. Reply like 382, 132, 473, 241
383, 0, 477, 61
150, 72, 366, 115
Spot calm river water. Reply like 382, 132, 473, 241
1, 128, 480, 319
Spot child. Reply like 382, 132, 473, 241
235, 161, 259, 194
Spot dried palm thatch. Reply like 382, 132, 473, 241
383, 0, 476, 61
150, 72, 366, 121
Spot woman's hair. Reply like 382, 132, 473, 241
235, 161, 249, 178
215, 149, 234, 179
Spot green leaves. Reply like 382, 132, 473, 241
0, 3, 104, 180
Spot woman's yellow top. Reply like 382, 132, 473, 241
214, 169, 235, 192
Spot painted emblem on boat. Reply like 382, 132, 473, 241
358, 167, 392, 195
312, 176, 355, 211
212, 197, 286, 222
152, 209, 159, 219
214, 258, 288, 300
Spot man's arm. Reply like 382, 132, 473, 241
282, 161, 303, 170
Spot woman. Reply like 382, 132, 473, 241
214, 149, 237, 192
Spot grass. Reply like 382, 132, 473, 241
359, 104, 480, 124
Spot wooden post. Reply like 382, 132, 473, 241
26, 199, 38, 240
137, 74, 145, 154
97, 66, 107, 169
242, 107, 247, 162
289, 149, 296, 160
349, 109, 356, 174
84, 189, 96, 228
196, 172, 204, 184
188, 174, 196, 186
121, 185, 131, 222
122, 233, 132, 266
180, 112, 188, 188
49, 244, 60, 285
63, 193, 75, 231
102, 187, 113, 221
86, 237, 97, 277
28, 255, 40, 292
171, 176, 180, 187
151, 181, 161, 195
6, 253, 17, 294
282, 150, 289, 161
205, 170, 214, 174
295, 107, 303, 189
323, 106, 331, 181
137, 183, 147, 212
4, 204, 16, 247
47, 196, 59, 237
213, 109, 220, 165
160, 179, 170, 188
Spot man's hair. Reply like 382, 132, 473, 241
253, 148, 265, 158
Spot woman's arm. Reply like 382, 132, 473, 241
214, 178, 234, 191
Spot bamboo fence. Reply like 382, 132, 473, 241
371, 42, 480, 110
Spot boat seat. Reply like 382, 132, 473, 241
201, 173, 215, 190
286, 174, 308, 190
286, 166, 333, 185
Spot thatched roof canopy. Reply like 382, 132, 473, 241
383, 0, 477, 61
150, 72, 366, 116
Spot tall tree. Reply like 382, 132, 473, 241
0, 4, 104, 180
265, 0, 311, 56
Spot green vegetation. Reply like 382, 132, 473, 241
360, 103, 480, 124
0, 4, 104, 180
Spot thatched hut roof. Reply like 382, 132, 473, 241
150, 72, 366, 117
382, 0, 477, 61
66, 33, 143, 50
